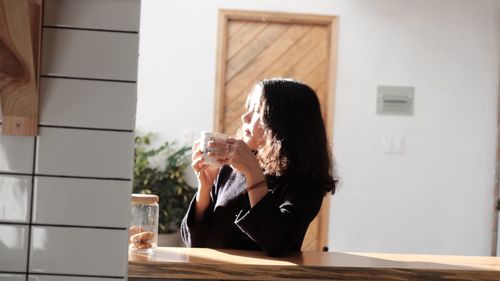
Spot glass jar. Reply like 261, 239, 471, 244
129, 194, 159, 253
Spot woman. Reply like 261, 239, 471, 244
181, 78, 336, 256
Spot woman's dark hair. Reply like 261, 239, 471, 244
255, 78, 337, 195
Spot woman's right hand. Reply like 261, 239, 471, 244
191, 139, 220, 192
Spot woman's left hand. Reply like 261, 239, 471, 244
206, 137, 263, 182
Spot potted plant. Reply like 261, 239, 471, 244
133, 133, 196, 246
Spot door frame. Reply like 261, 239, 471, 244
213, 9, 339, 250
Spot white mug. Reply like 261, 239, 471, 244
200, 131, 228, 166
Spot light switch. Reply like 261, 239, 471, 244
383, 135, 405, 154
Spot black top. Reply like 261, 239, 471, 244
180, 165, 325, 256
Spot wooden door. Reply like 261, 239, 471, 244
214, 10, 338, 251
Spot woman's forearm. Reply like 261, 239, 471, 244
194, 186, 211, 222
247, 185, 268, 207
245, 170, 268, 207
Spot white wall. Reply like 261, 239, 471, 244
137, 0, 500, 256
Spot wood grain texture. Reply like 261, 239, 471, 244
222, 26, 325, 134
129, 247, 500, 281
226, 23, 289, 81
227, 22, 268, 59
214, 10, 338, 252
223, 23, 312, 134
228, 21, 246, 38
0, 0, 41, 136
213, 11, 229, 132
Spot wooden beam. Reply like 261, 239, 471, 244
0, 0, 42, 136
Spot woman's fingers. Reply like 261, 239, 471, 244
191, 156, 206, 173
207, 146, 232, 159
217, 157, 231, 165
219, 138, 257, 173
191, 139, 204, 161
192, 140, 203, 156
194, 138, 245, 169
207, 140, 228, 150
198, 165, 209, 175
191, 148, 203, 160
206, 140, 232, 157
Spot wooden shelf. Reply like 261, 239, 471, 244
0, 0, 42, 136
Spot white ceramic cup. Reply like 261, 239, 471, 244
200, 131, 228, 166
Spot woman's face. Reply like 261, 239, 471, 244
241, 86, 265, 151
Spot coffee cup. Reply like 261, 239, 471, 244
200, 131, 228, 166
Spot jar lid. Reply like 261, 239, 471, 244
131, 194, 159, 204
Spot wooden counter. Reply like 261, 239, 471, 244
128, 247, 500, 280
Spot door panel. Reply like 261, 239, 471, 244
215, 10, 338, 251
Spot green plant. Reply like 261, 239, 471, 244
133, 134, 196, 234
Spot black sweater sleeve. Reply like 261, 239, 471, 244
234, 177, 324, 256
180, 166, 232, 247
180, 191, 214, 247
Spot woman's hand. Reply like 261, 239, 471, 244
207, 137, 268, 207
191, 139, 222, 222
191, 139, 220, 191
207, 137, 264, 185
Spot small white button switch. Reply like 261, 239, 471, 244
383, 135, 405, 154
